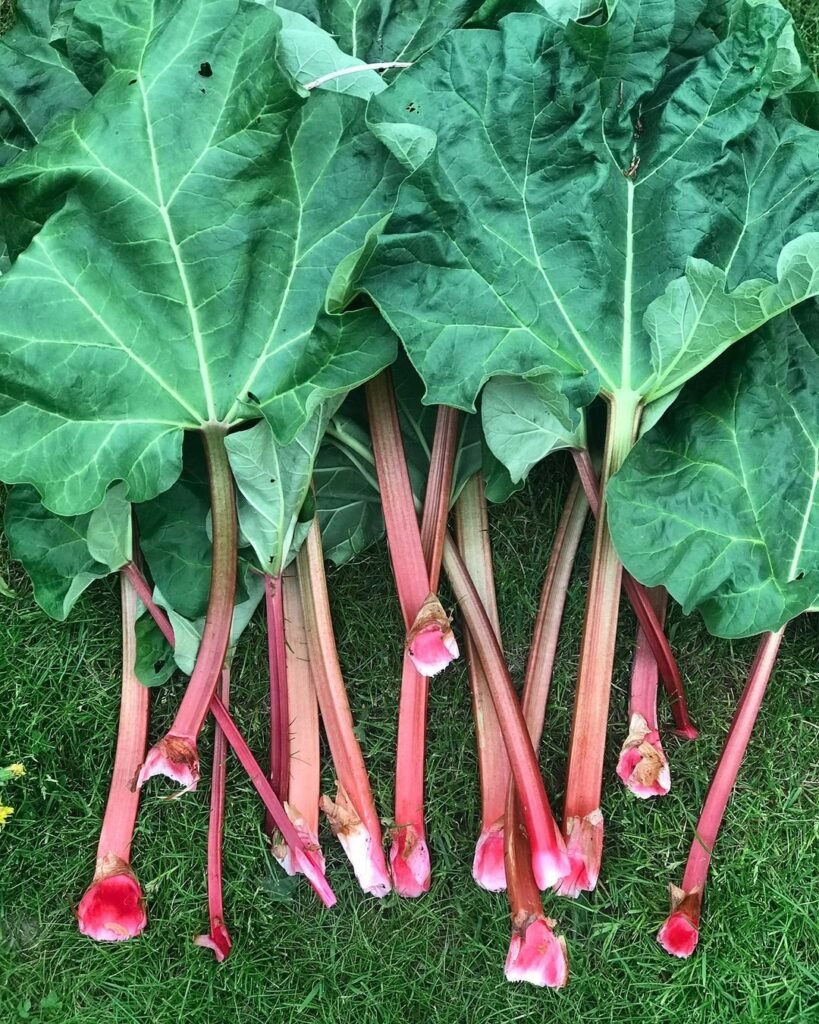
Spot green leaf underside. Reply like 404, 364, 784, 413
0, 0, 400, 516
362, 2, 819, 416
134, 614, 176, 686
609, 305, 819, 639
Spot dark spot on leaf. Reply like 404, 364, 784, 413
269, 478, 276, 485
795, 571, 805, 581
200, 88, 206, 94
154, 660, 165, 673
129, 79, 137, 86
199, 62, 213, 78
247, 391, 260, 404
405, 102, 417, 113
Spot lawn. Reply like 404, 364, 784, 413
1, 4, 818, 1023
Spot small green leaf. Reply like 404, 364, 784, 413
134, 616, 175, 687
86, 483, 132, 570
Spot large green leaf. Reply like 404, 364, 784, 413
608, 305, 819, 638
362, 2, 819, 416
0, 0, 399, 516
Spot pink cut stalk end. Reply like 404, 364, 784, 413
472, 820, 507, 892
616, 713, 671, 799
77, 856, 147, 943
137, 734, 199, 794
555, 811, 603, 898
273, 803, 326, 880
321, 788, 391, 898
406, 594, 459, 678
505, 915, 569, 988
194, 919, 232, 962
389, 824, 431, 898
531, 826, 571, 892
673, 723, 700, 742
657, 886, 701, 958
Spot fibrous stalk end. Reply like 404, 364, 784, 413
657, 885, 701, 958
616, 713, 671, 798
390, 824, 431, 898
137, 734, 199, 794
406, 594, 459, 678
273, 803, 327, 880
194, 919, 232, 962
77, 856, 147, 943
321, 787, 391, 898
472, 820, 507, 892
555, 811, 603, 898
504, 914, 569, 988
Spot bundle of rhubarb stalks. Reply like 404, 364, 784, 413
1, 0, 817, 990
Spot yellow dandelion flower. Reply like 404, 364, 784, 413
0, 805, 14, 827
5, 764, 25, 778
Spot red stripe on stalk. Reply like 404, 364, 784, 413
266, 575, 289, 803
658, 628, 785, 958
77, 573, 149, 943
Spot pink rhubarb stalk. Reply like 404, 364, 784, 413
658, 628, 785, 958
455, 472, 509, 892
442, 535, 569, 891
297, 518, 392, 896
77, 573, 149, 942
366, 376, 459, 896
138, 428, 238, 794
194, 666, 232, 962
616, 587, 672, 798
559, 398, 642, 897
266, 573, 289, 802
572, 448, 697, 740
504, 478, 588, 983
272, 566, 325, 878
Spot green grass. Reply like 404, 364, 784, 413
2, 5, 819, 1022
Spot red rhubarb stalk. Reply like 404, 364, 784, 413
455, 472, 509, 892
210, 694, 336, 908
559, 397, 641, 897
138, 428, 238, 794
504, 478, 588, 983
616, 587, 672, 798
366, 376, 459, 896
194, 666, 232, 962
571, 448, 697, 740
658, 628, 785, 958
442, 535, 569, 890
297, 518, 392, 896
266, 574, 289, 801
77, 572, 149, 942
272, 566, 326, 878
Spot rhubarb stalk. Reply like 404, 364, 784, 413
138, 428, 238, 794
272, 565, 325, 878
571, 448, 697, 740
77, 572, 149, 942
658, 628, 785, 958
559, 396, 641, 896
194, 666, 232, 962
297, 518, 392, 896
442, 536, 569, 890
504, 478, 588, 984
367, 376, 458, 896
616, 587, 671, 798
266, 574, 289, 801
455, 472, 509, 892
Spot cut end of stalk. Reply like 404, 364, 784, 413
406, 594, 459, 678
616, 713, 671, 799
194, 919, 232, 962
504, 914, 569, 989
77, 857, 147, 943
137, 734, 199, 794
389, 824, 431, 898
531, 826, 571, 892
273, 803, 327, 880
555, 812, 603, 898
320, 789, 391, 898
472, 820, 507, 892
657, 885, 701, 958
673, 723, 700, 742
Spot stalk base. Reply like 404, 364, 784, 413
77, 856, 147, 942
390, 824, 431, 898
504, 915, 569, 988
472, 820, 506, 892
616, 713, 671, 798
555, 811, 603, 897
406, 594, 459, 677
531, 826, 571, 891
273, 804, 326, 879
194, 919, 232, 962
321, 788, 391, 897
657, 885, 701, 958
137, 734, 199, 794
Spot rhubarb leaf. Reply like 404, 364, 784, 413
609, 305, 819, 638
0, 0, 400, 516
134, 616, 176, 687
86, 483, 132, 569
361, 2, 819, 415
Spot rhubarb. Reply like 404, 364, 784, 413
455, 472, 509, 892
658, 628, 785, 957
273, 566, 326, 879
266, 573, 290, 802
77, 572, 149, 943
297, 518, 391, 896
194, 666, 232, 962
617, 588, 672, 798
138, 429, 238, 795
